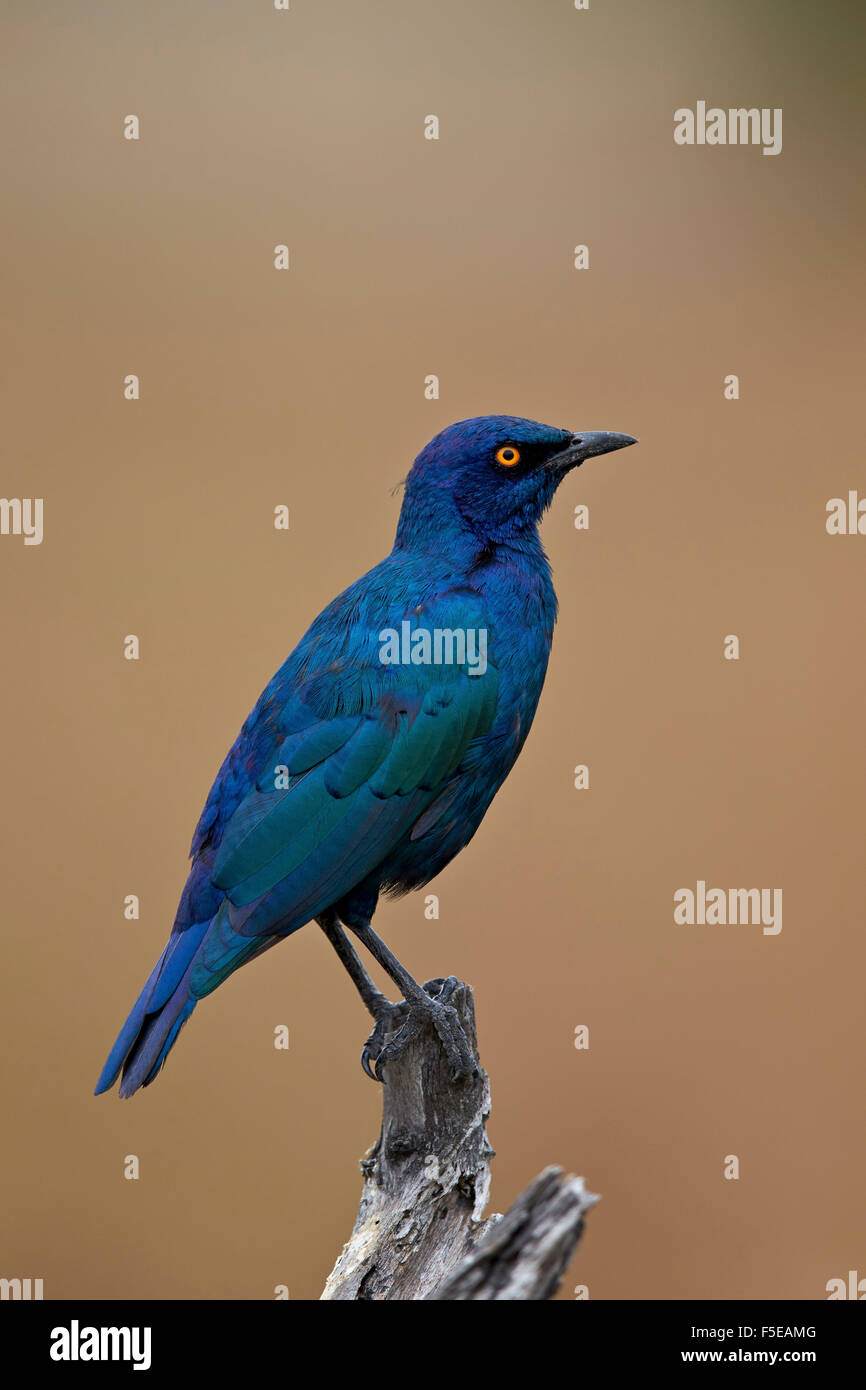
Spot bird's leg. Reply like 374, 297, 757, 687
317, 912, 410, 1079
345, 919, 477, 1083
317, 911, 389, 1016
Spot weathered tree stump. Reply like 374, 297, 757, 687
321, 981, 597, 1301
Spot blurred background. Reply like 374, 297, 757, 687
2, 0, 864, 1299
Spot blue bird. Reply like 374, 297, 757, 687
95, 415, 636, 1097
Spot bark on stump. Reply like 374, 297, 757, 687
321, 981, 597, 1301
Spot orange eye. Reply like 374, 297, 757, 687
495, 445, 521, 467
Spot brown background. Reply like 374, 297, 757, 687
2, 0, 864, 1300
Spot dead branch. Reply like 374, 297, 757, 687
321, 981, 597, 1301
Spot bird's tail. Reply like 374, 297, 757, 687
94, 921, 208, 1098
95, 900, 283, 1097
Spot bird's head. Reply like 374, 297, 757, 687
395, 414, 636, 548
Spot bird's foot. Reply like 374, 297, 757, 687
360, 976, 477, 1084
360, 997, 409, 1081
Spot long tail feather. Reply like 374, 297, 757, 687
94, 922, 208, 1097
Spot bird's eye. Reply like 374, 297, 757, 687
495, 446, 521, 467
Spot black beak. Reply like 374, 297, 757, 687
547, 430, 637, 473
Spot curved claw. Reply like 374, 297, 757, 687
360, 1000, 408, 1082
372, 1008, 425, 1081
358, 978, 476, 1084
424, 975, 459, 1004
361, 1039, 381, 1082
372, 982, 476, 1083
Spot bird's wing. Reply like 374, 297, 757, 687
186, 585, 499, 997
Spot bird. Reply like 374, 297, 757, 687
95, 415, 636, 1097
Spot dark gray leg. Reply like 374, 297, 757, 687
317, 911, 412, 1080
346, 919, 476, 1083
317, 910, 388, 1017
